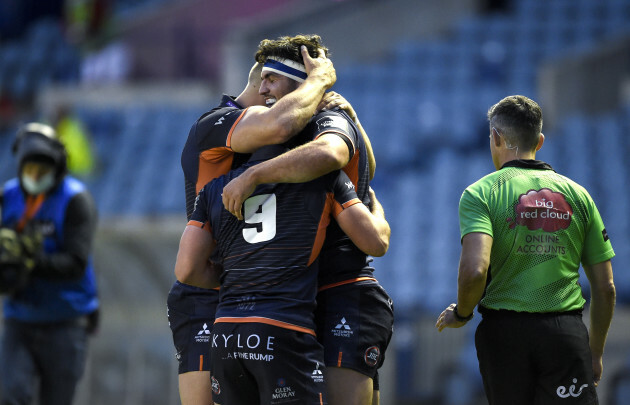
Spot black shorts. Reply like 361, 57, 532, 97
315, 281, 394, 382
210, 322, 327, 405
167, 281, 219, 374
475, 309, 598, 405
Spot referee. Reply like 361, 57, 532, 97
436, 95, 615, 405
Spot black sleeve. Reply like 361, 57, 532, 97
311, 110, 357, 161
185, 178, 197, 220
33, 190, 98, 280
331, 170, 359, 206
181, 107, 245, 219
190, 183, 212, 227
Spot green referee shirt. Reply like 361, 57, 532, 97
459, 159, 615, 313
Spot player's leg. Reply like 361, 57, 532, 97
372, 390, 380, 405
325, 367, 372, 405
179, 371, 213, 405
372, 371, 381, 405
316, 282, 394, 405
167, 282, 219, 405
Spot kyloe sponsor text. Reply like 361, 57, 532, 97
212, 333, 275, 350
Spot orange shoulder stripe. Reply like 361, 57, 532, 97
225, 108, 248, 148
308, 193, 333, 266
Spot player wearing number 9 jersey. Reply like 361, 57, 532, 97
221, 49, 394, 403
177, 145, 390, 405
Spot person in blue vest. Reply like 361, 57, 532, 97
0, 122, 99, 405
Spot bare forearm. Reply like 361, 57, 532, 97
355, 118, 376, 180
589, 287, 616, 356
457, 272, 486, 316
368, 188, 390, 244
583, 260, 616, 357
274, 76, 331, 136
456, 233, 492, 316
248, 141, 344, 186
222, 134, 349, 220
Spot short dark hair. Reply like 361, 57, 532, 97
487, 95, 543, 152
255, 34, 329, 65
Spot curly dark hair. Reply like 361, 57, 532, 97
255, 34, 330, 65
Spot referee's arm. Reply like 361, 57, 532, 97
436, 232, 491, 332
583, 259, 615, 386
456, 232, 491, 318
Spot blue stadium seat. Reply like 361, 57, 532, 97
52, 0, 630, 327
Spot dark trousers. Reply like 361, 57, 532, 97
0, 318, 88, 405
475, 310, 598, 405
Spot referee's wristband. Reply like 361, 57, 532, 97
453, 305, 474, 322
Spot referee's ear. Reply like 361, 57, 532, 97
535, 133, 545, 151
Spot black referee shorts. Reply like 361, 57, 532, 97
475, 309, 598, 405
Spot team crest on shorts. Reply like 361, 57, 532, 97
364, 346, 380, 367
211, 376, 221, 395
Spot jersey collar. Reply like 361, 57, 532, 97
501, 159, 555, 171
220, 94, 243, 109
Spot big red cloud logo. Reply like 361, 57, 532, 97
507, 188, 573, 232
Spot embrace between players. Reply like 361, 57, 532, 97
168, 34, 394, 405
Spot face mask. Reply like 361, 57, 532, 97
21, 172, 55, 195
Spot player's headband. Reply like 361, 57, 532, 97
262, 57, 307, 83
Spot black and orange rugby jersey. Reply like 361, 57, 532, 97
289, 108, 374, 288
181, 95, 251, 219
189, 147, 362, 334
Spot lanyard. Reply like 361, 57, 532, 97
16, 194, 45, 233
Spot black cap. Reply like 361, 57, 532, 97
13, 123, 67, 186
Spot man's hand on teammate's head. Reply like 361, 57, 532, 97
301, 46, 336, 90
222, 169, 258, 221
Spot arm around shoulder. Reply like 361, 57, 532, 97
336, 199, 390, 257
174, 225, 218, 289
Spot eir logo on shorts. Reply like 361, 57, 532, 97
364, 346, 380, 367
